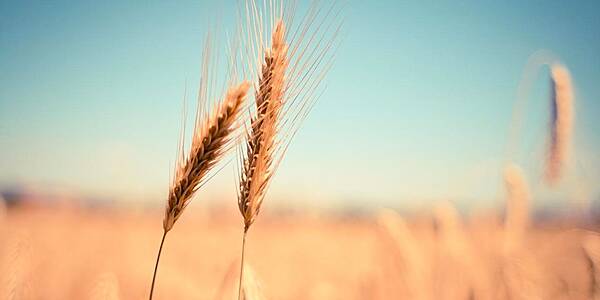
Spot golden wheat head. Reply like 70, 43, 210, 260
236, 0, 341, 232
164, 81, 250, 232
238, 19, 288, 231
232, 2, 341, 299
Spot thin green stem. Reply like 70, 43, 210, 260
149, 230, 167, 300
237, 228, 249, 300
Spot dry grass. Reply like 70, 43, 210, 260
0, 206, 596, 299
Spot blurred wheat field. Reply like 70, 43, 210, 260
0, 206, 597, 300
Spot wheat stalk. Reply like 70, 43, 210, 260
546, 63, 574, 185
240, 264, 266, 300
503, 163, 530, 253
149, 81, 250, 300
376, 209, 430, 300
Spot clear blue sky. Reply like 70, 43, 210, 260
1, 0, 599, 210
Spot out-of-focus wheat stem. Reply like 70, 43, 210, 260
503, 163, 530, 253
236, 18, 288, 300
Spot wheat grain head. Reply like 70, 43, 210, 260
236, 0, 341, 232
164, 81, 250, 232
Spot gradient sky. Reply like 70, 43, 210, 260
1, 1, 599, 210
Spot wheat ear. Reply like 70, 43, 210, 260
238, 19, 288, 233
163, 82, 250, 232
546, 64, 574, 185
236, 19, 288, 300
234, 0, 341, 297
149, 81, 249, 300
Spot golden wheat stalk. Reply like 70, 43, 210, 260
376, 209, 430, 300
503, 163, 530, 253
149, 81, 250, 300
546, 64, 574, 185
234, 1, 341, 298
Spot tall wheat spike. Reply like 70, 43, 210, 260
503, 163, 530, 253
546, 63, 574, 185
148, 39, 250, 298
212, 260, 265, 300
235, 0, 341, 299
236, 17, 287, 300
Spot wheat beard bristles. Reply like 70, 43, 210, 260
238, 20, 288, 231
546, 64, 574, 185
163, 81, 250, 232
